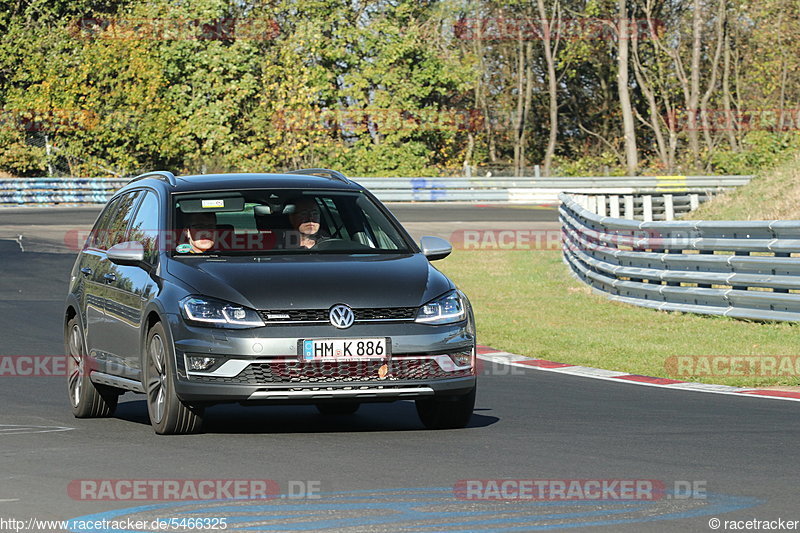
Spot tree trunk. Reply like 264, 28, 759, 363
700, 0, 726, 167
537, 0, 560, 177
617, 0, 638, 175
687, 0, 703, 166
513, 29, 525, 177
631, 26, 669, 170
721, 30, 739, 151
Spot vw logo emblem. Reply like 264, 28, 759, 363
329, 304, 355, 329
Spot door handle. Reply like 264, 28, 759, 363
80, 267, 93, 277
103, 273, 117, 283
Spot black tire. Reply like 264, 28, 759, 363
144, 323, 204, 435
415, 386, 476, 430
316, 402, 360, 415
65, 317, 119, 418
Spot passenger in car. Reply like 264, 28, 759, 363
287, 197, 328, 249
182, 212, 217, 253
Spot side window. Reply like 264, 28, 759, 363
363, 211, 398, 249
319, 197, 350, 240
127, 191, 160, 264
90, 196, 121, 250
357, 196, 404, 250
106, 192, 142, 249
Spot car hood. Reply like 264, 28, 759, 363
166, 253, 454, 310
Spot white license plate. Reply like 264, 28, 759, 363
301, 338, 388, 360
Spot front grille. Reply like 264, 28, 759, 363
356, 307, 417, 320
259, 309, 328, 322
258, 307, 417, 324
190, 358, 472, 385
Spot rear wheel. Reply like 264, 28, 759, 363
316, 402, 360, 415
65, 317, 119, 418
144, 323, 204, 435
415, 386, 476, 430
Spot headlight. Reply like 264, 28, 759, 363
180, 296, 264, 328
415, 290, 466, 324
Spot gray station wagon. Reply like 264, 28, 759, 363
64, 169, 477, 434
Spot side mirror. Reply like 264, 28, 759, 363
420, 236, 452, 261
107, 242, 145, 266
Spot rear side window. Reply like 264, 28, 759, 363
90, 192, 142, 251
127, 191, 160, 264
89, 196, 121, 250
106, 192, 142, 249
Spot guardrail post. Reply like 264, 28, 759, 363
774, 252, 792, 293
664, 194, 674, 221
697, 250, 714, 288
624, 195, 634, 219
689, 193, 700, 211
642, 195, 653, 222
609, 195, 620, 218
597, 195, 607, 216
587, 195, 597, 214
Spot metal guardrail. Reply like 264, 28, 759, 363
355, 175, 751, 203
559, 192, 800, 322
0, 178, 127, 205
567, 190, 715, 221
0, 175, 753, 206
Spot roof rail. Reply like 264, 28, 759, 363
128, 171, 177, 187
286, 168, 349, 183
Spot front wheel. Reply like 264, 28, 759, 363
65, 317, 119, 418
415, 387, 476, 430
144, 323, 204, 435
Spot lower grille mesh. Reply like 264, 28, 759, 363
191, 358, 472, 384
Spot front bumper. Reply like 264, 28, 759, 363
166, 314, 477, 404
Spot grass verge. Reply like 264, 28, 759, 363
437, 249, 800, 388
689, 152, 800, 220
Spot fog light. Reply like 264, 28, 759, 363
448, 351, 472, 367
186, 355, 218, 371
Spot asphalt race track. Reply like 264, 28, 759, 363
0, 205, 798, 533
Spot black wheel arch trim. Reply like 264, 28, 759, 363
138, 302, 179, 387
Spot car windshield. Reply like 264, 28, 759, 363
172, 189, 412, 256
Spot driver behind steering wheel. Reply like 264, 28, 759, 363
287, 197, 329, 249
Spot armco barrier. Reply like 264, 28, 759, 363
355, 175, 751, 204
559, 192, 800, 322
0, 175, 752, 206
0, 178, 127, 206
567, 190, 714, 221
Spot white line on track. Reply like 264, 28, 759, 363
479, 354, 800, 403
0, 424, 75, 435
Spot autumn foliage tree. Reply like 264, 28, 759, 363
0, 0, 798, 177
